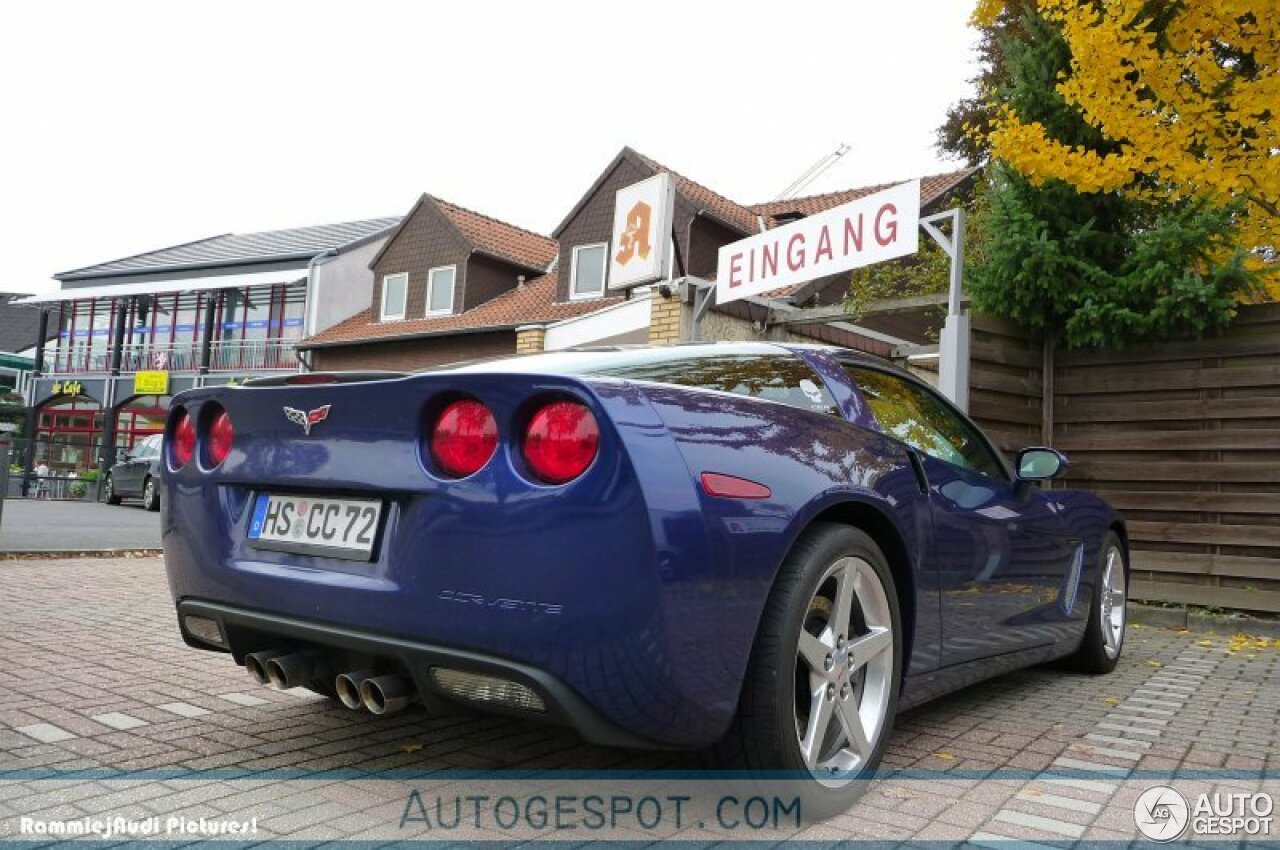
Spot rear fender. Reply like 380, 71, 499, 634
635, 384, 932, 726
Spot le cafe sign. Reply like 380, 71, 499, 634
51, 374, 170, 399
716, 179, 920, 304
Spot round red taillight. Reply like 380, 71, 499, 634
171, 409, 196, 469
430, 399, 498, 478
206, 408, 234, 468
522, 400, 599, 484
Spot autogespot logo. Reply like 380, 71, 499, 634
1134, 785, 1190, 842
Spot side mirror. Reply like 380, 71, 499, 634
1016, 447, 1069, 481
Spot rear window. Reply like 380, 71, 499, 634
447, 345, 840, 416
582, 353, 839, 416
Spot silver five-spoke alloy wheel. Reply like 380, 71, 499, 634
1100, 545, 1126, 658
794, 556, 894, 787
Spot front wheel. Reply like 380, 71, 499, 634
1069, 532, 1126, 673
142, 476, 160, 512
103, 474, 122, 505
712, 523, 902, 817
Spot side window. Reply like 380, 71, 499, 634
593, 354, 840, 416
380, 273, 408, 321
846, 366, 1006, 479
426, 266, 456, 315
569, 243, 608, 300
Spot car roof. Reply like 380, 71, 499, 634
440, 340, 902, 376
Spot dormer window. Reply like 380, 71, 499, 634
427, 265, 456, 316
381, 272, 408, 321
570, 243, 607, 300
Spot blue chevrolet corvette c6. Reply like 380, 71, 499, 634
162, 341, 1127, 807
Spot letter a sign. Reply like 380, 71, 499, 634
715, 180, 920, 304
609, 173, 676, 290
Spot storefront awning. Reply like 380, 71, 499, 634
11, 268, 309, 306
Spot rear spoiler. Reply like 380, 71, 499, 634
240, 371, 407, 387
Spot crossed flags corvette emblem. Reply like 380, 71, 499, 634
284, 405, 331, 436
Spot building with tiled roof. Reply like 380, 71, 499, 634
300, 146, 979, 372
16, 215, 400, 480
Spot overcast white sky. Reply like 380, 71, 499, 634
0, 1, 978, 295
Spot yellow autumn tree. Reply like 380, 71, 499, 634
978, 0, 1278, 293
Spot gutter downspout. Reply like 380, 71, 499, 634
300, 249, 337, 374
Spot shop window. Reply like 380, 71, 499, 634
426, 266, 456, 316
570, 243, 607, 300
381, 273, 408, 321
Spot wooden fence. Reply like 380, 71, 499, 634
968, 302, 1280, 613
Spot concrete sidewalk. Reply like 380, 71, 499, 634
0, 499, 160, 552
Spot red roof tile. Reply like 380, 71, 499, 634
630, 150, 761, 234
750, 167, 978, 222
431, 196, 558, 271
301, 274, 622, 348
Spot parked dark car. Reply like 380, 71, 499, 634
162, 342, 1127, 812
105, 433, 162, 510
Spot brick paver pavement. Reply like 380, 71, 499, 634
0, 557, 1277, 844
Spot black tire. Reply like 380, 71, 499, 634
103, 474, 122, 506
710, 523, 903, 819
142, 476, 160, 512
1069, 532, 1127, 673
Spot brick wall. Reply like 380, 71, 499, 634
515, 325, 546, 354
310, 331, 516, 372
649, 294, 683, 345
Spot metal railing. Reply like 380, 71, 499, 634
42, 339, 300, 376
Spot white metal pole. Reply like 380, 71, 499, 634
936, 209, 970, 411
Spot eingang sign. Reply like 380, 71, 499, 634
715, 179, 920, 304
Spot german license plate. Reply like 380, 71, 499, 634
248, 493, 382, 560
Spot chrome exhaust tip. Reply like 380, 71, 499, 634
244, 650, 285, 686
360, 675, 413, 715
264, 651, 328, 690
334, 670, 377, 710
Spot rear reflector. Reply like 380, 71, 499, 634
183, 615, 225, 647
522, 400, 599, 484
700, 472, 772, 500
430, 399, 498, 477
429, 667, 546, 712
171, 408, 196, 469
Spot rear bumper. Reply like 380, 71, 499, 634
177, 598, 663, 750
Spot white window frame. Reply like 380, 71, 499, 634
380, 272, 408, 321
569, 242, 608, 301
425, 265, 457, 316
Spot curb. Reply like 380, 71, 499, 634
0, 549, 163, 560
1130, 601, 1280, 638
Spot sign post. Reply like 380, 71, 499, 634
922, 208, 969, 411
